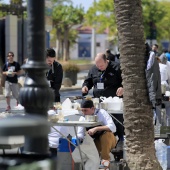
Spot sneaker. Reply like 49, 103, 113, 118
5, 106, 11, 112
99, 159, 110, 170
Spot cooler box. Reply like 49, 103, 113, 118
58, 137, 77, 152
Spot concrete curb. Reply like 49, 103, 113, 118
60, 86, 82, 92
0, 86, 82, 100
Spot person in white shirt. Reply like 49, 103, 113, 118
158, 57, 168, 82
77, 99, 117, 168
48, 110, 70, 157
159, 54, 170, 87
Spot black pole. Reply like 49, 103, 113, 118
19, 0, 54, 154
21, 8, 24, 63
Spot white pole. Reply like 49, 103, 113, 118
91, 0, 96, 60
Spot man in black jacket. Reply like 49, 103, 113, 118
82, 53, 124, 150
46, 48, 63, 103
82, 53, 123, 97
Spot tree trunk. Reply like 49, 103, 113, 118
56, 28, 62, 60
61, 40, 64, 60
114, 0, 161, 169
56, 38, 60, 60
63, 26, 69, 61
67, 40, 70, 60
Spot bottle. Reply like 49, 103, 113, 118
161, 104, 166, 126
123, 136, 126, 160
154, 118, 161, 137
57, 110, 64, 121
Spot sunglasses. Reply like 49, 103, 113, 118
7, 55, 13, 57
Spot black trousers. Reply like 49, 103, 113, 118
111, 114, 124, 140
49, 147, 57, 158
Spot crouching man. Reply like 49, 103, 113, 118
77, 99, 117, 169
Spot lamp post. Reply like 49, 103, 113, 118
0, 0, 54, 155
19, 0, 54, 154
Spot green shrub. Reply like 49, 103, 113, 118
63, 63, 80, 72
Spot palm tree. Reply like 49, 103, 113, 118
113, 0, 161, 169
52, 5, 84, 61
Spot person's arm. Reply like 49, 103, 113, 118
77, 116, 86, 139
147, 52, 155, 70
116, 87, 123, 96
87, 125, 111, 136
88, 110, 116, 136
82, 68, 94, 94
116, 64, 123, 96
2, 71, 8, 75
2, 63, 8, 75
54, 63, 63, 101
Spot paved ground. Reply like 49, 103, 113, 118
0, 70, 89, 156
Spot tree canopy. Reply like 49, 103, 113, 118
85, 0, 117, 36
85, 0, 170, 46
158, 1, 170, 43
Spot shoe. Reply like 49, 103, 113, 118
116, 140, 124, 151
5, 106, 11, 112
99, 159, 110, 170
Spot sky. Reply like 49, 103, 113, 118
71, 0, 94, 11
2, 0, 95, 11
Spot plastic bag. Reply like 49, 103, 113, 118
72, 132, 100, 170
155, 139, 167, 170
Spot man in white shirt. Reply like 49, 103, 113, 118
77, 99, 117, 168
48, 110, 70, 157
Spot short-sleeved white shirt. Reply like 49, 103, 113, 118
77, 109, 116, 139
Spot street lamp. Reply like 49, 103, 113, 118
0, 0, 55, 166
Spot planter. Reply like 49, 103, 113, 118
64, 71, 78, 85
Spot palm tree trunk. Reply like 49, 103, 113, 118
56, 38, 60, 60
63, 26, 69, 61
56, 28, 62, 60
114, 0, 161, 169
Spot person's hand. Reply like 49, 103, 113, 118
87, 127, 97, 136
11, 72, 17, 76
116, 87, 123, 96
82, 86, 88, 94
